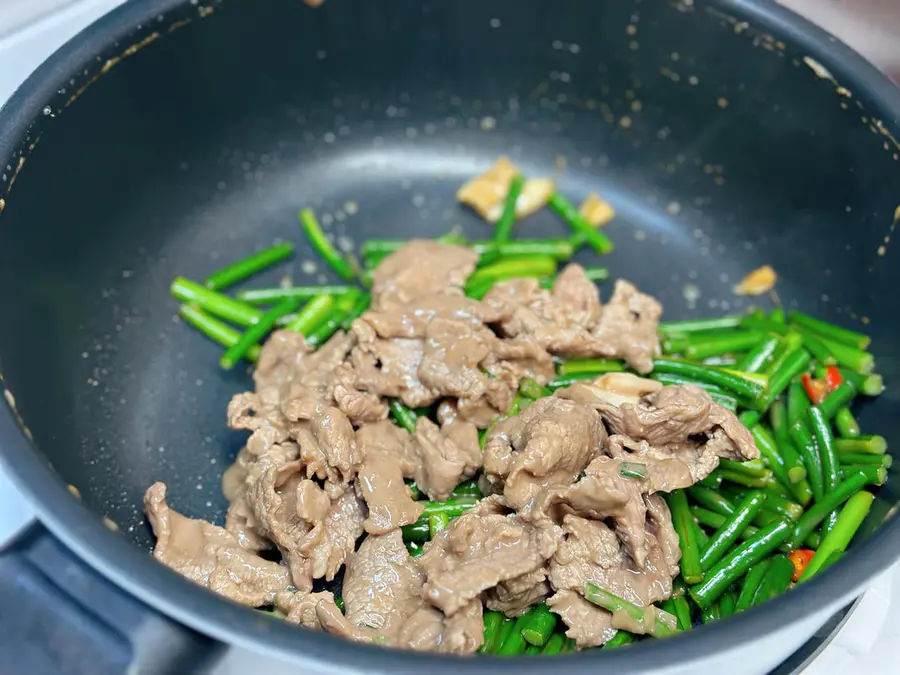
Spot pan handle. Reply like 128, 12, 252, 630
0, 472, 223, 674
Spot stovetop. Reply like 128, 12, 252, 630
1, 1, 898, 672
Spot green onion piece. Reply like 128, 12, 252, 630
451, 480, 483, 497
475, 239, 575, 259
787, 472, 869, 549
389, 399, 418, 434
491, 619, 518, 655
178, 305, 262, 362
466, 255, 558, 293
834, 435, 887, 455
479, 611, 505, 653
839, 453, 892, 468
659, 316, 742, 336
750, 554, 795, 607
735, 558, 772, 612
236, 285, 354, 305
557, 358, 626, 376
789, 419, 824, 503
171, 277, 263, 327
684, 331, 765, 360
834, 408, 860, 439
793, 326, 874, 373
700, 603, 720, 624
306, 291, 362, 347
842, 465, 887, 485
652, 358, 764, 400
700, 490, 766, 571
546, 372, 614, 390
716, 468, 774, 489
839, 370, 884, 396
547, 192, 615, 254
583, 584, 678, 638
734, 335, 782, 374
666, 490, 704, 584
299, 207, 355, 280
687, 485, 736, 517
749, 425, 798, 498
759, 347, 811, 408
620, 462, 647, 479
428, 512, 450, 538
693, 507, 761, 542
787, 379, 812, 428
340, 292, 371, 331
284, 294, 335, 336
493, 174, 525, 244
718, 591, 737, 618
220, 297, 300, 370
798, 490, 873, 582
519, 377, 550, 399
808, 406, 842, 535
689, 519, 792, 609
521, 604, 557, 646
495, 609, 533, 655
788, 312, 871, 350
541, 633, 567, 654
602, 631, 635, 649
817, 382, 857, 420
204, 242, 294, 291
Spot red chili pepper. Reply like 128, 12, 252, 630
801, 373, 827, 405
825, 365, 844, 392
788, 549, 816, 582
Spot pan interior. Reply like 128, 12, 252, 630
0, 0, 897, 557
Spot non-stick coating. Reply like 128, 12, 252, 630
0, 0, 898, 670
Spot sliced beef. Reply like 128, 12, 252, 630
342, 531, 425, 634
301, 489, 367, 582
591, 382, 759, 482
556, 372, 663, 409
371, 240, 478, 310
418, 499, 560, 616
291, 405, 361, 498
483, 276, 602, 357
546, 590, 615, 648
483, 397, 607, 512
276, 590, 343, 629
397, 601, 484, 654
548, 502, 681, 645
590, 280, 662, 374
356, 421, 424, 534
485, 568, 550, 617
412, 417, 482, 501
144, 482, 290, 606
552, 264, 602, 326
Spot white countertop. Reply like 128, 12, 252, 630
1, 0, 898, 672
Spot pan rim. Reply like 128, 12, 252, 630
1, 0, 899, 671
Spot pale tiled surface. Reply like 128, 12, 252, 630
0, 0, 898, 672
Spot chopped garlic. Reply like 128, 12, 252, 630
579, 192, 616, 227
457, 157, 555, 223
733, 265, 777, 296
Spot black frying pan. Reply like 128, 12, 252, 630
1, 0, 899, 673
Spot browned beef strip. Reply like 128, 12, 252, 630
483, 276, 603, 357
290, 404, 361, 498
418, 499, 560, 616
545, 457, 650, 566
144, 482, 290, 606
546, 590, 615, 647
411, 417, 482, 501
396, 601, 484, 654
275, 590, 342, 628
547, 498, 681, 645
371, 240, 478, 310
590, 279, 662, 374
342, 531, 425, 634
484, 568, 550, 617
356, 421, 424, 534
482, 396, 607, 513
